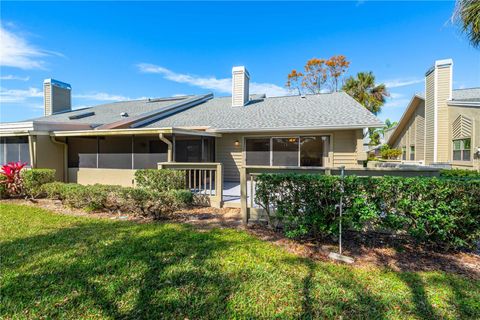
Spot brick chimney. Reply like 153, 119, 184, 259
232, 66, 250, 107
44, 79, 72, 116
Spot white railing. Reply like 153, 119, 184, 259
158, 162, 223, 208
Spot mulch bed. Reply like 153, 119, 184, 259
2, 198, 479, 278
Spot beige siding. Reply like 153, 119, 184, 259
33, 135, 65, 181
415, 101, 425, 161
389, 98, 426, 162
448, 105, 480, 170
216, 133, 243, 181
436, 66, 451, 162
332, 130, 361, 167
424, 70, 435, 164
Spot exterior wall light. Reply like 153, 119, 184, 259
234, 140, 240, 147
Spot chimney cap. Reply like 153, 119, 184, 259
435, 58, 453, 67
43, 78, 71, 90
232, 66, 250, 78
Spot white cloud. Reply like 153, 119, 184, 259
137, 63, 289, 97
0, 75, 30, 81
389, 92, 404, 99
383, 78, 423, 89
0, 24, 61, 69
383, 98, 410, 109
73, 92, 130, 102
0, 87, 43, 103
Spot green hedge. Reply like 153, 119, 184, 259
440, 168, 480, 178
41, 182, 192, 218
22, 169, 56, 197
0, 175, 6, 199
255, 174, 480, 250
135, 169, 186, 192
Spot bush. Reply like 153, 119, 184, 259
135, 169, 186, 192
22, 169, 56, 198
379, 145, 402, 160
0, 175, 7, 199
40, 182, 192, 218
255, 174, 480, 250
0, 161, 27, 197
440, 168, 480, 178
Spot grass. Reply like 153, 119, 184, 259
1, 203, 479, 319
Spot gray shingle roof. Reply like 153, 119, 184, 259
452, 87, 480, 102
141, 92, 383, 131
31, 96, 198, 126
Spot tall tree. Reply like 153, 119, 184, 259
453, 0, 480, 48
342, 72, 389, 115
325, 55, 350, 92
286, 55, 350, 95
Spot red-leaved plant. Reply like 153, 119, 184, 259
0, 161, 27, 196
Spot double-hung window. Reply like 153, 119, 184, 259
453, 138, 471, 161
409, 146, 415, 161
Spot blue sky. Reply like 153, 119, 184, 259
1, 1, 479, 123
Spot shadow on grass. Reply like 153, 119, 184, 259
1, 221, 239, 319
1, 214, 479, 319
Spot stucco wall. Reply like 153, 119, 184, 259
34, 135, 65, 181
68, 168, 136, 187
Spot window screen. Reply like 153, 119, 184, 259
246, 138, 270, 165
272, 138, 299, 166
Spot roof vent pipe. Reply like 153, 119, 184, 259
232, 66, 250, 107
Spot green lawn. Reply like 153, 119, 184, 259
1, 203, 479, 319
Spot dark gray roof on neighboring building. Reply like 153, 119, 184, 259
451, 87, 480, 102
31, 95, 198, 126
141, 92, 383, 131
414, 88, 480, 103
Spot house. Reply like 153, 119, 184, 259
387, 59, 480, 170
1, 66, 383, 204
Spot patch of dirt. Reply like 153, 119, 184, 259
245, 225, 480, 279
3, 198, 479, 278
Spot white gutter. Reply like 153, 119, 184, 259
207, 123, 384, 133
159, 133, 173, 162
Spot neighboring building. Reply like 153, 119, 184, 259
1, 66, 383, 188
387, 59, 480, 170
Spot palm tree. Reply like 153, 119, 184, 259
342, 72, 389, 115
453, 0, 480, 48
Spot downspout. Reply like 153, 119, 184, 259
159, 133, 173, 162
50, 136, 68, 182
28, 135, 37, 168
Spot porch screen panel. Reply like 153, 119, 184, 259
272, 138, 299, 166
202, 137, 215, 162
98, 136, 132, 169
300, 137, 324, 166
68, 137, 97, 168
0, 136, 30, 165
175, 137, 202, 162
133, 136, 168, 169
246, 138, 270, 165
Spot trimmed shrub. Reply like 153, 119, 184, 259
255, 174, 480, 250
440, 168, 480, 178
0, 175, 7, 199
22, 169, 56, 198
40, 182, 192, 218
135, 169, 186, 192
169, 189, 194, 206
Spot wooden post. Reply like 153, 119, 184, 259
240, 166, 248, 224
